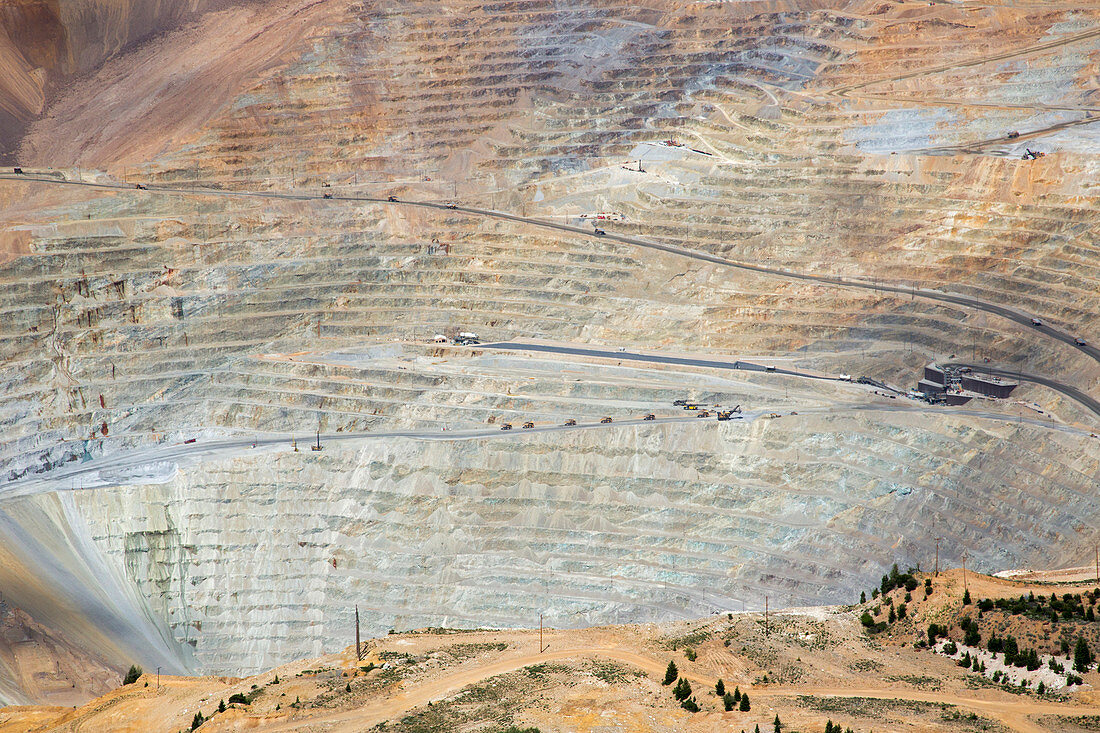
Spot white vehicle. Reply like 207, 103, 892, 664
839, 373, 852, 382
1031, 318, 1043, 327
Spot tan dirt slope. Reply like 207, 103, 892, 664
6, 570, 1100, 733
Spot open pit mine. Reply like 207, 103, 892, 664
1, 0, 1100, 726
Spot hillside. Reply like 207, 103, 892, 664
2, 0, 1100, 709
6, 569, 1100, 732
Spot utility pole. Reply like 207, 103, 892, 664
540, 614, 550, 653
1095, 544, 1098, 585
962, 552, 968, 594
934, 537, 940, 577
355, 605, 362, 661
764, 595, 769, 636
156, 666, 160, 691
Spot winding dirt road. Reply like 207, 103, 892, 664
259, 644, 1097, 733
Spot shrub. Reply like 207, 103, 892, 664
123, 665, 142, 685
861, 611, 875, 628
663, 661, 678, 685
227, 693, 250, 706
942, 641, 958, 655
684, 648, 697, 662
681, 697, 699, 713
723, 692, 735, 711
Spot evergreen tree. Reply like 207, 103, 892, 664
740, 692, 751, 711
218, 700, 226, 713
191, 711, 204, 731
860, 591, 866, 604
773, 713, 782, 732
723, 692, 735, 711
663, 660, 678, 685
1075, 637, 1093, 672
825, 722, 835, 733
888, 605, 896, 624
716, 678, 725, 696
733, 686, 741, 703
123, 665, 143, 685
755, 725, 761, 733
963, 589, 972, 605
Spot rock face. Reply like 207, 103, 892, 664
2, 0, 1100, 698
0, 0, 248, 163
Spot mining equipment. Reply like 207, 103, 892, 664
767, 413, 782, 418
501, 423, 513, 430
1022, 148, 1046, 160
600, 416, 613, 423
643, 414, 655, 420
1031, 317, 1043, 327
311, 431, 323, 451
387, 195, 398, 202
321, 182, 330, 187
716, 411, 733, 420
765, 365, 776, 372
593, 228, 606, 235
1076, 337, 1088, 346
684, 404, 699, 410
135, 183, 147, 189
697, 410, 710, 418
1007, 131, 1020, 139
563, 419, 577, 426
446, 202, 457, 209
673, 399, 687, 406
184, 438, 197, 444
323, 192, 332, 198
522, 422, 534, 429
731, 404, 742, 413
13, 167, 22, 174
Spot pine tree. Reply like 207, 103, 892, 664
663, 660, 678, 685
723, 692, 735, 711
754, 725, 761, 733
773, 713, 782, 732
716, 678, 725, 696
733, 686, 741, 703
963, 589, 972, 605
217, 700, 226, 713
740, 692, 751, 711
860, 591, 866, 604
123, 665, 143, 685
1075, 637, 1093, 672
888, 605, 897, 624
191, 711, 204, 731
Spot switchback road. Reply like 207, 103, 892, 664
2, 173, 1095, 371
